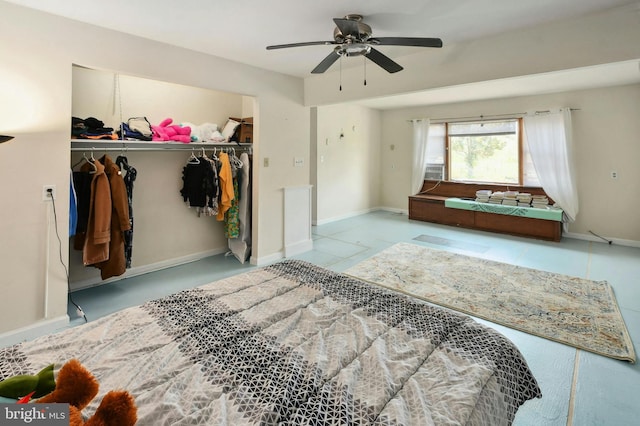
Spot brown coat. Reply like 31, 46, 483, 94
95, 155, 131, 280
81, 159, 112, 266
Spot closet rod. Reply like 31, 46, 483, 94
70, 147, 253, 152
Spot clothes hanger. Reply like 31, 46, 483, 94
71, 152, 88, 170
86, 148, 100, 173
71, 152, 97, 173
187, 148, 200, 164
199, 147, 208, 159
230, 148, 243, 168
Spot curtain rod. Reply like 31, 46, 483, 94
408, 108, 580, 123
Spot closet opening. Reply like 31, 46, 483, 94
69, 65, 256, 291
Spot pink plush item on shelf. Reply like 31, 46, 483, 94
152, 118, 192, 143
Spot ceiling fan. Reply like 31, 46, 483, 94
266, 14, 443, 74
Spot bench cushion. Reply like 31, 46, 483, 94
445, 197, 563, 222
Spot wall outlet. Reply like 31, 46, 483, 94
611, 171, 618, 179
294, 157, 304, 167
42, 185, 56, 201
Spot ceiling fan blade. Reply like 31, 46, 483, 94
333, 18, 361, 37
371, 37, 443, 48
311, 51, 341, 74
365, 48, 403, 73
266, 41, 335, 50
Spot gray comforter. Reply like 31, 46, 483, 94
0, 260, 541, 425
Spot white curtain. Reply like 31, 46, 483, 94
411, 118, 430, 194
523, 108, 579, 222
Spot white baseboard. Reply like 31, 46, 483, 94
0, 315, 70, 348
563, 231, 640, 248
314, 207, 379, 226
285, 239, 314, 257
70, 248, 227, 291
251, 240, 314, 266
378, 206, 409, 215
251, 250, 284, 266
314, 207, 408, 226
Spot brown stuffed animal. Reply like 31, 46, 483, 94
37, 359, 137, 426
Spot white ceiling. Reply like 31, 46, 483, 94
6, 0, 640, 108
355, 60, 640, 110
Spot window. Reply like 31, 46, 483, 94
449, 120, 520, 184
425, 118, 539, 186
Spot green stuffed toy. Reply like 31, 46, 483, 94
0, 364, 56, 400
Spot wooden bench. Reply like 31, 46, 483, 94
408, 180, 562, 242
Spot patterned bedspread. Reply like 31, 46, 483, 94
0, 260, 541, 425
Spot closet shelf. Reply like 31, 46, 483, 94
71, 139, 252, 152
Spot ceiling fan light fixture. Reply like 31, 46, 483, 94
337, 44, 371, 57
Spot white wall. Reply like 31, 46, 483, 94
72, 66, 245, 128
0, 1, 309, 337
380, 84, 640, 243
313, 105, 382, 224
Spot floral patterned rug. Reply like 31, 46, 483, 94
346, 242, 635, 363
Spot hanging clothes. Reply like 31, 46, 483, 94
72, 158, 95, 249
228, 152, 252, 263
69, 169, 78, 237
224, 179, 240, 238
116, 155, 137, 268
178, 148, 251, 264
181, 157, 207, 208
216, 152, 234, 221
80, 158, 112, 266
180, 152, 218, 216
224, 151, 242, 238
95, 155, 130, 280
198, 152, 220, 217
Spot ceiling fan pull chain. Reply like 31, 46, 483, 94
339, 56, 343, 91
364, 57, 367, 86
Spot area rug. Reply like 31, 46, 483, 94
345, 242, 636, 363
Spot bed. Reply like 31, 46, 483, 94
0, 260, 541, 425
